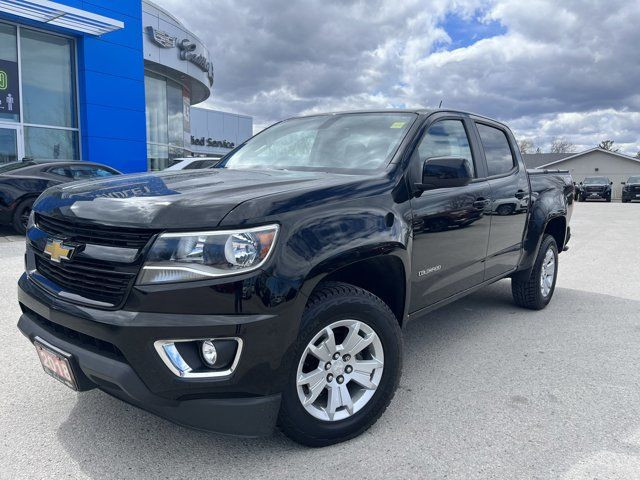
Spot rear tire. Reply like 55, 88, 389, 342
278, 281, 402, 447
11, 198, 34, 235
512, 234, 558, 310
606, 196, 611, 203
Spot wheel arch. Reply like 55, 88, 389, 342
543, 215, 567, 252
303, 252, 408, 326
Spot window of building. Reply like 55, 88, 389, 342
418, 120, 475, 177
145, 71, 191, 170
0, 23, 18, 123
20, 29, 77, 128
476, 123, 516, 176
24, 126, 79, 162
0, 22, 79, 163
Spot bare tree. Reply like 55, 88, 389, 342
598, 140, 620, 152
549, 137, 577, 154
517, 138, 535, 154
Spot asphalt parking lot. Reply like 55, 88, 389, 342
1, 202, 639, 479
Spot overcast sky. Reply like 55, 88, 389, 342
155, 0, 640, 155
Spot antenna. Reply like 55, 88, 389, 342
438, 100, 443, 108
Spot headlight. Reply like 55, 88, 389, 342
137, 224, 279, 285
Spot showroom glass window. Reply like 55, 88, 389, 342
145, 71, 190, 170
21, 28, 79, 161
0, 23, 18, 123
0, 22, 79, 163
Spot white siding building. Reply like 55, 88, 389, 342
524, 148, 640, 199
189, 107, 253, 158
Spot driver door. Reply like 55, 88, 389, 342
408, 115, 492, 312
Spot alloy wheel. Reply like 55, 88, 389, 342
296, 319, 384, 422
540, 248, 556, 297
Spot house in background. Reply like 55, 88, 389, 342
523, 148, 640, 199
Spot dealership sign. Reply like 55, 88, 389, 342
145, 26, 176, 48
191, 136, 235, 149
0, 59, 20, 116
146, 26, 214, 87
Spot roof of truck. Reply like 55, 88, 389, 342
291, 108, 508, 126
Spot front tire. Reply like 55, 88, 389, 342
278, 282, 402, 447
511, 234, 558, 310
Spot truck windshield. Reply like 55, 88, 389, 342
628, 176, 640, 183
220, 113, 417, 172
583, 177, 608, 184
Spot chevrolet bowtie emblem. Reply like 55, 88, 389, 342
44, 238, 76, 263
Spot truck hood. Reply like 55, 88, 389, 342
33, 168, 363, 228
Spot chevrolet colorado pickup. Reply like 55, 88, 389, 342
17, 109, 573, 447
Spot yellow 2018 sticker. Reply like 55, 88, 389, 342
390, 122, 406, 129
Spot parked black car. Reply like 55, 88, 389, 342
0, 160, 121, 233
17, 109, 573, 447
621, 176, 640, 203
579, 176, 612, 202
573, 181, 581, 200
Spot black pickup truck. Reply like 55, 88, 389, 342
17, 109, 573, 447
622, 176, 640, 203
578, 176, 613, 202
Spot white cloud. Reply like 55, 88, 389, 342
154, 0, 640, 155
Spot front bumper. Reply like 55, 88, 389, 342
582, 190, 609, 199
622, 190, 640, 201
17, 274, 297, 437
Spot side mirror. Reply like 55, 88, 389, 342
621, 182, 626, 185
610, 181, 613, 185
416, 157, 473, 191
579, 182, 583, 185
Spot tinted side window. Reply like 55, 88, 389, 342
47, 167, 72, 178
476, 124, 515, 176
417, 120, 475, 177
184, 160, 216, 169
68, 165, 117, 179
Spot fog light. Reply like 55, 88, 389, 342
201, 340, 218, 366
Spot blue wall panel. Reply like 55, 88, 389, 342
82, 70, 145, 110
83, 136, 147, 174
75, 0, 147, 172
0, 0, 148, 172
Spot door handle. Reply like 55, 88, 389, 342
514, 190, 526, 199
473, 198, 490, 209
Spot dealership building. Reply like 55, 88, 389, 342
0, 0, 252, 172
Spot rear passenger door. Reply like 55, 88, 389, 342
473, 121, 530, 279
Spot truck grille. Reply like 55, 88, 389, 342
36, 214, 156, 249
24, 306, 126, 362
585, 186, 603, 192
34, 250, 137, 307
632, 185, 640, 193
